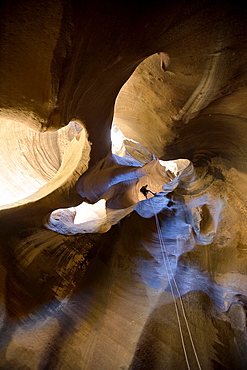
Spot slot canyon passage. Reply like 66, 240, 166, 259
1, 0, 247, 368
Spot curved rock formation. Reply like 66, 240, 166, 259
0, 0, 247, 369
0, 120, 82, 206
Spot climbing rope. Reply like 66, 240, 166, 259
152, 203, 202, 370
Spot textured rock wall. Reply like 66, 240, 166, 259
0, 121, 82, 206
0, 0, 247, 369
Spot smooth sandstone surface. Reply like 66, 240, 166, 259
0, 1, 247, 369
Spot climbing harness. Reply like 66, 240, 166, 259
152, 203, 202, 370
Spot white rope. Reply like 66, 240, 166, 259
153, 211, 191, 370
152, 202, 202, 370
155, 214, 191, 369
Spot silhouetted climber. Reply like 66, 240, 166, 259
140, 185, 156, 198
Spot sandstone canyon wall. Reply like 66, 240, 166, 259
0, 1, 247, 369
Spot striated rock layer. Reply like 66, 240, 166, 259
0, 0, 247, 369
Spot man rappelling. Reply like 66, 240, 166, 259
140, 185, 156, 198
